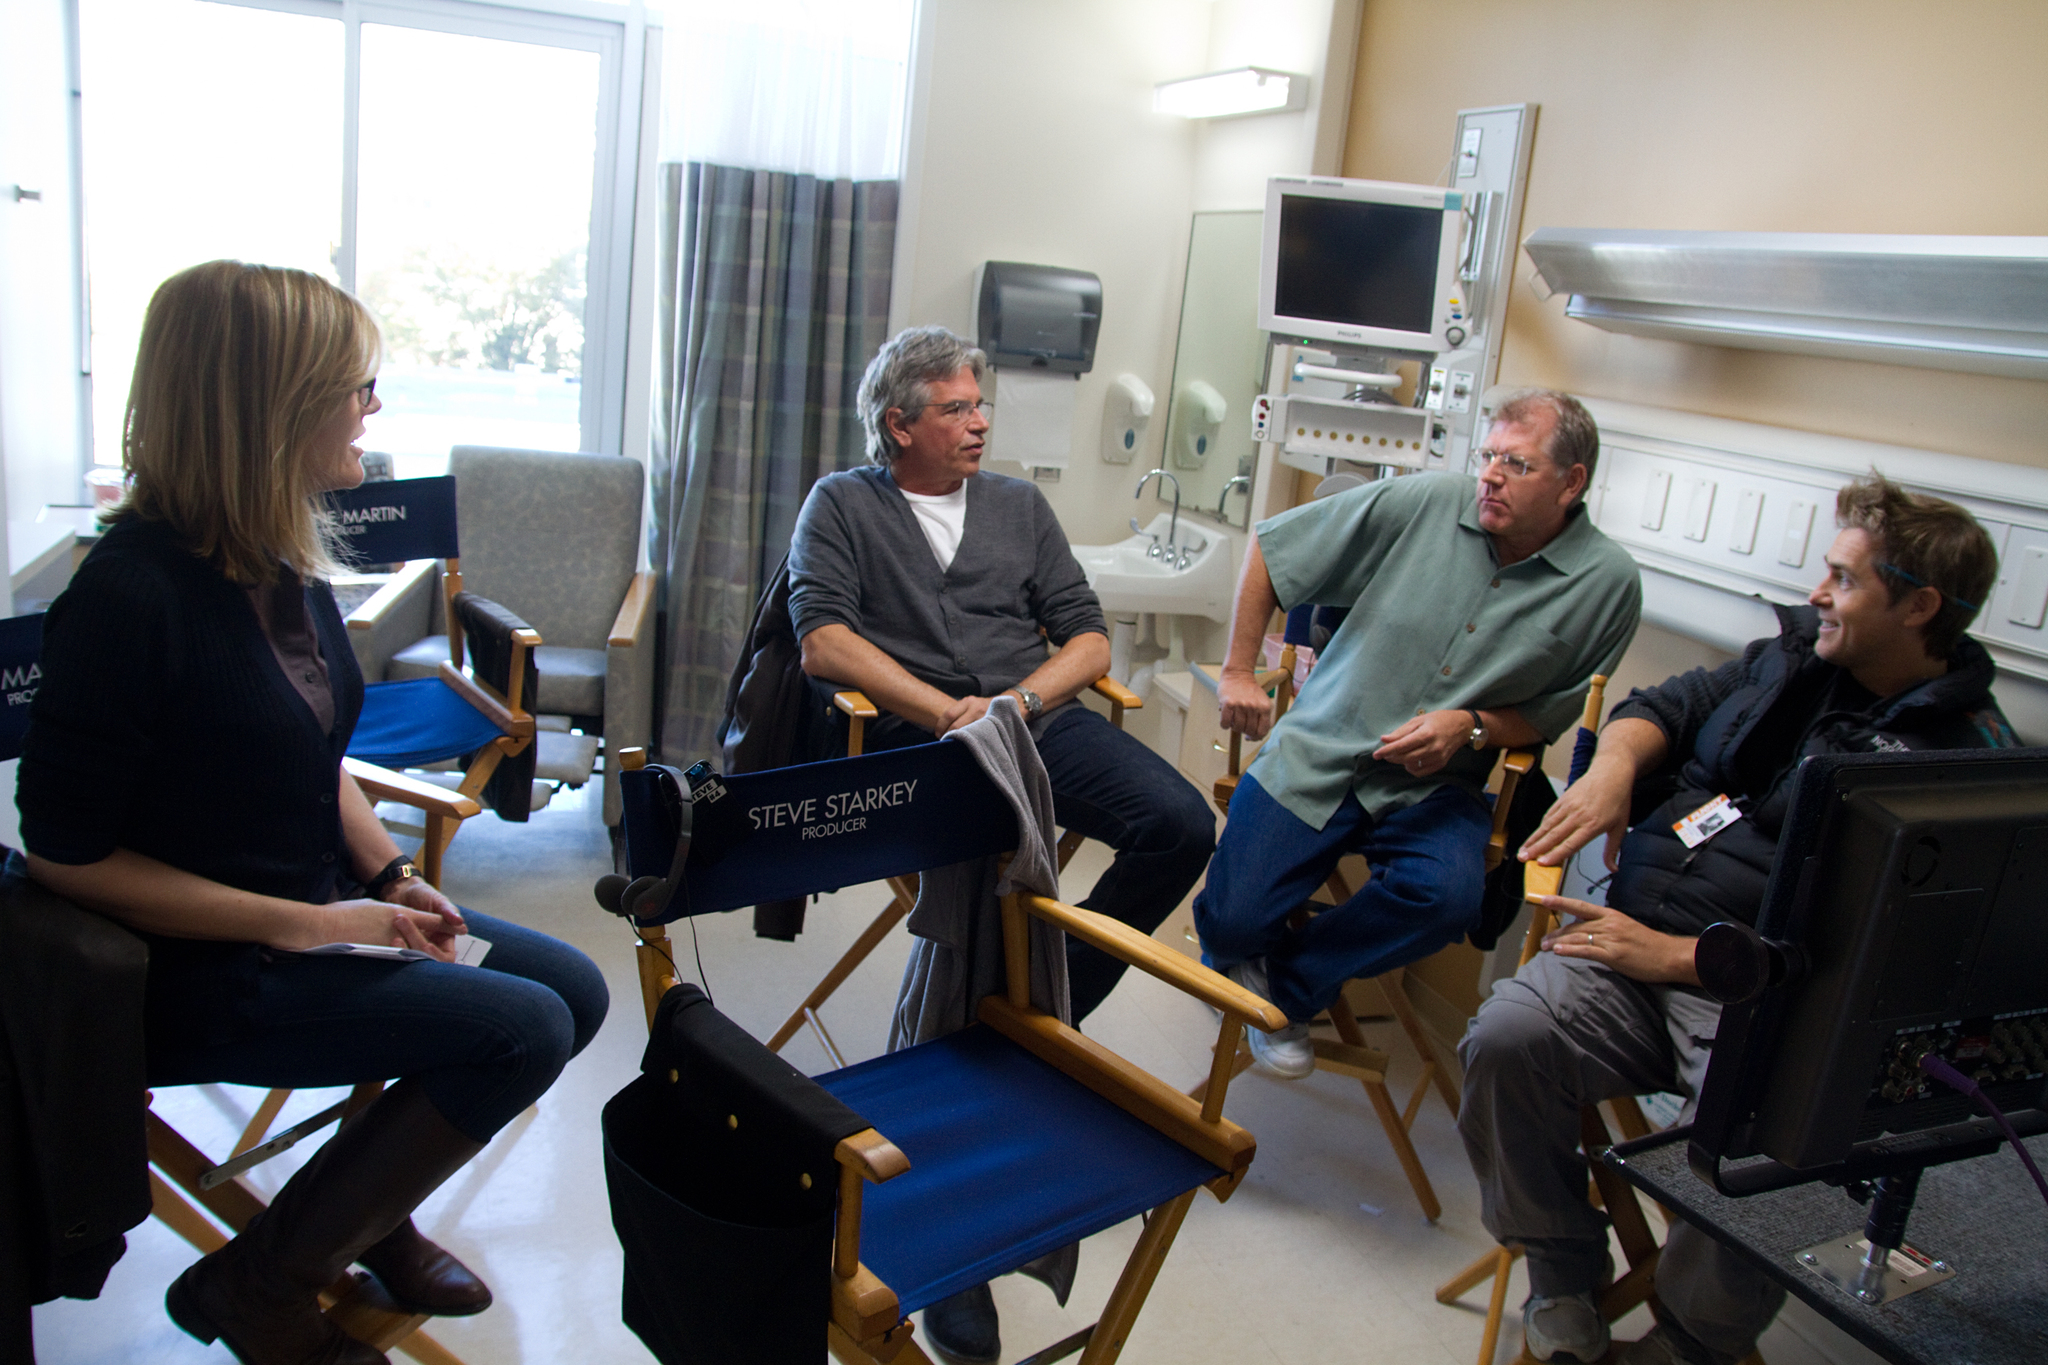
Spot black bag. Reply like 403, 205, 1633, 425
601, 984, 871, 1365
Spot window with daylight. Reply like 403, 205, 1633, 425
78, 0, 647, 474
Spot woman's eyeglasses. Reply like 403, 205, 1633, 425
356, 378, 377, 405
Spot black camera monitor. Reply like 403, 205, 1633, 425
1692, 747, 2048, 1183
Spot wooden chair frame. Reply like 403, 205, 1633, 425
345, 558, 539, 887
614, 748, 1282, 1365
1203, 637, 1537, 1222
764, 675, 1143, 1065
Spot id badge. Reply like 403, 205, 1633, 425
1673, 794, 1742, 849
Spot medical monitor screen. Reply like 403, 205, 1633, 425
1272, 195, 1443, 338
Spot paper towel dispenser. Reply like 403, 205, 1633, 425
974, 262, 1101, 374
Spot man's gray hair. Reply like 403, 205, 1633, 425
1492, 387, 1600, 496
857, 325, 986, 464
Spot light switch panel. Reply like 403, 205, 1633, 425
1779, 499, 1815, 568
1730, 489, 1763, 555
2008, 545, 2048, 630
1684, 479, 1716, 542
1641, 470, 1671, 531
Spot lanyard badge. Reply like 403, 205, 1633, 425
1673, 794, 1742, 850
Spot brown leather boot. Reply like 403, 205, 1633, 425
356, 1218, 492, 1316
166, 1080, 487, 1364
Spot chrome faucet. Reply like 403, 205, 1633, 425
1215, 474, 1251, 520
1135, 468, 1181, 560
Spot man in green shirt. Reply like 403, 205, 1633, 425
1195, 390, 1642, 1077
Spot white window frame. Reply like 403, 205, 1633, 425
178, 0, 650, 456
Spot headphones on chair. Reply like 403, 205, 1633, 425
594, 761, 709, 924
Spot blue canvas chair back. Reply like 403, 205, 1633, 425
0, 613, 44, 764
619, 743, 1018, 924
325, 476, 459, 568
1281, 602, 1348, 649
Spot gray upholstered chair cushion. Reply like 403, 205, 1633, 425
448, 448, 643, 651
388, 636, 447, 681
533, 645, 606, 717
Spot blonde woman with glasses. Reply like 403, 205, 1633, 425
17, 260, 608, 1365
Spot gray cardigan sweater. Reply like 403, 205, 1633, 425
787, 466, 1106, 700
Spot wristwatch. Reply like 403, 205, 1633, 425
1467, 709, 1488, 751
1010, 684, 1044, 719
366, 855, 419, 897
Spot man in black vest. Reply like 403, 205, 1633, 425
1460, 476, 2014, 1365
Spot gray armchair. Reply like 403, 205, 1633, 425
347, 447, 652, 825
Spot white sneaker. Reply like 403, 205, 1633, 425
1523, 1292, 1609, 1363
1223, 960, 1315, 1080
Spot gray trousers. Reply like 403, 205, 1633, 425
1456, 952, 1785, 1360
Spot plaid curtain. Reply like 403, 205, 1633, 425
651, 162, 897, 762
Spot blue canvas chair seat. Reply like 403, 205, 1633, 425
820, 1025, 1225, 1315
350, 677, 507, 769
598, 740, 1285, 1365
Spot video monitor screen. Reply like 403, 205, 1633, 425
1273, 195, 1443, 336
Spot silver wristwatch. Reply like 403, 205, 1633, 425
1467, 709, 1488, 751
1010, 684, 1043, 719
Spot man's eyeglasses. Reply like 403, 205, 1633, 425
1469, 447, 1544, 479
356, 378, 377, 405
919, 399, 993, 424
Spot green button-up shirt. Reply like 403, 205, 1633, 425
1250, 471, 1642, 830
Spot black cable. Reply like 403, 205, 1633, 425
687, 915, 711, 1004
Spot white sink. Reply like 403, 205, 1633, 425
1071, 514, 1234, 622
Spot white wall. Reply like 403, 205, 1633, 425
888, 0, 1357, 549
0, 0, 91, 569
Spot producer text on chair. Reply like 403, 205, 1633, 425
1196, 389, 1642, 1077
1463, 476, 2015, 1365
788, 324, 1215, 1026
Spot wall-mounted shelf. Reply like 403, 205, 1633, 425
1523, 230, 2048, 380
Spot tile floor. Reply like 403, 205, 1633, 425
32, 780, 1887, 1365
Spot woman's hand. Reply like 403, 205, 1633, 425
1536, 897, 1699, 985
379, 875, 465, 933
289, 897, 463, 962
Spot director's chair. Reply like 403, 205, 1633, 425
597, 741, 1283, 1365
0, 612, 466, 1365
326, 476, 540, 885
764, 675, 1144, 1067
1200, 605, 1543, 1222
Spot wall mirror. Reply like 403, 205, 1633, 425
1156, 210, 1267, 531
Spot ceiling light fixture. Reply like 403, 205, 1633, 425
1153, 67, 1307, 120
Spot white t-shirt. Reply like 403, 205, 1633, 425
898, 484, 969, 571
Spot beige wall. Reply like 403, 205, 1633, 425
1343, 0, 2048, 681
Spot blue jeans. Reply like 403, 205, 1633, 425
145, 910, 609, 1143
860, 703, 1215, 1022
1194, 772, 1490, 1023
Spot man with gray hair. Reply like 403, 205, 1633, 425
1195, 389, 1642, 1081
791, 325, 1211, 1020
788, 324, 1215, 1360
